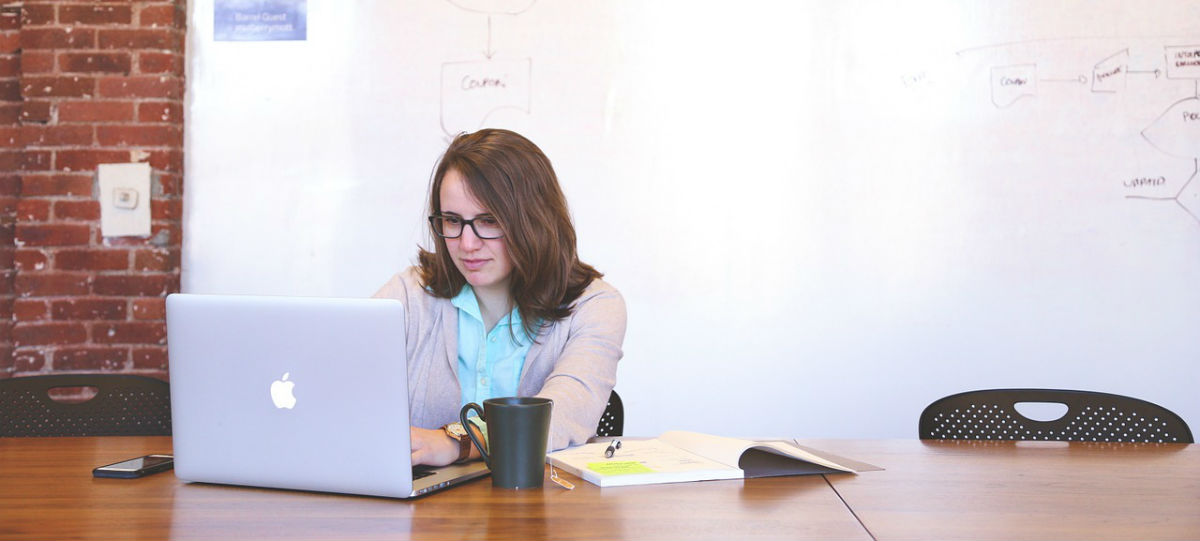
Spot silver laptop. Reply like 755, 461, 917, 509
166, 293, 489, 498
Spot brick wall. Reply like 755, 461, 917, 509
1, 1, 185, 380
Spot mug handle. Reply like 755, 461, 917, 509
459, 402, 489, 467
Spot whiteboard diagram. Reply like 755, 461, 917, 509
439, 0, 535, 137
977, 43, 1200, 225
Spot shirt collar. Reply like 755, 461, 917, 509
450, 285, 523, 329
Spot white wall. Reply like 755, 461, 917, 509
184, 0, 1200, 439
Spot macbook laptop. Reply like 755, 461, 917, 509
165, 293, 490, 498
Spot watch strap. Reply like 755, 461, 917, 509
442, 422, 472, 463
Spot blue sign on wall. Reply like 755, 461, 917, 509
214, 0, 307, 42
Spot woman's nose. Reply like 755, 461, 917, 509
458, 225, 483, 249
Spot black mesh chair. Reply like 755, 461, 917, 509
0, 374, 172, 437
919, 388, 1192, 443
596, 390, 624, 438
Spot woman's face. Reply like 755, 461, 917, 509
439, 168, 514, 296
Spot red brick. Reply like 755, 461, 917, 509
97, 76, 182, 99
16, 223, 91, 246
55, 149, 130, 172
157, 172, 181, 195
98, 29, 181, 50
21, 5, 56, 26
60, 5, 133, 25
23, 125, 95, 146
0, 79, 17, 101
137, 51, 181, 75
21, 76, 96, 98
137, 101, 180, 123
145, 149, 181, 172
17, 199, 52, 222
131, 298, 164, 320
0, 54, 22, 77
97, 124, 180, 147
0, 126, 17, 147
132, 248, 176, 271
132, 347, 167, 369
13, 249, 49, 271
0, 150, 18, 171
52, 299, 127, 320
59, 100, 135, 122
21, 51, 56, 73
55, 249, 127, 270
21, 175, 93, 197
1, 7, 18, 29
0, 174, 19, 195
14, 350, 46, 372
21, 101, 53, 123
60, 52, 132, 74
92, 274, 175, 296
13, 300, 49, 321
55, 346, 128, 371
23, 150, 52, 170
149, 199, 181, 221
14, 272, 91, 296
93, 321, 165, 344
21, 28, 96, 50
138, 5, 184, 28
12, 322, 88, 346
0, 31, 17, 54
0, 151, 17, 172
0, 195, 17, 216
54, 200, 102, 221
0, 104, 20, 124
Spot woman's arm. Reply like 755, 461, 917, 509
528, 281, 627, 450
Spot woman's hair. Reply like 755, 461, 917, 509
418, 129, 602, 338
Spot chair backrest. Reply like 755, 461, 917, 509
919, 388, 1192, 443
596, 390, 624, 438
0, 374, 172, 437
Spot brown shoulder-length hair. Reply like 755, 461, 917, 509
418, 129, 602, 338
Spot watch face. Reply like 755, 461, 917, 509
445, 423, 468, 438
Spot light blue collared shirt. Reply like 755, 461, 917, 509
451, 285, 533, 408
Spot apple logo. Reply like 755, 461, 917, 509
270, 372, 297, 409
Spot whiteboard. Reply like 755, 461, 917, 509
184, 0, 1200, 439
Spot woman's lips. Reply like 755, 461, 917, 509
461, 258, 488, 271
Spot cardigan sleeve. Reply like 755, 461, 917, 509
529, 280, 627, 451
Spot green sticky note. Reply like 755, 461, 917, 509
587, 461, 656, 475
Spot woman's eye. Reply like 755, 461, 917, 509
443, 216, 462, 225
478, 217, 499, 227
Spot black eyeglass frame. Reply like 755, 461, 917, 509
428, 214, 505, 240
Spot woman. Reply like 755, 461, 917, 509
373, 129, 626, 467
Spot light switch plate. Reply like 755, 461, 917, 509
98, 163, 152, 237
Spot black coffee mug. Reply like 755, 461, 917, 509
459, 396, 553, 489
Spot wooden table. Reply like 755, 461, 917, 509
0, 436, 867, 540
810, 438, 1200, 541
1, 437, 1196, 540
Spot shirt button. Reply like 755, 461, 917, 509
480, 377, 489, 386
490, 336, 497, 343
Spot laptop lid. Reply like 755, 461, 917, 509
166, 293, 488, 498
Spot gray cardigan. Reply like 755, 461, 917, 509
373, 267, 626, 450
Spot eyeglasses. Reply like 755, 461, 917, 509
429, 214, 504, 239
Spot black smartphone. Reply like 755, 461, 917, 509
92, 454, 174, 479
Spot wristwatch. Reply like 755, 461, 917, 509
442, 422, 472, 463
